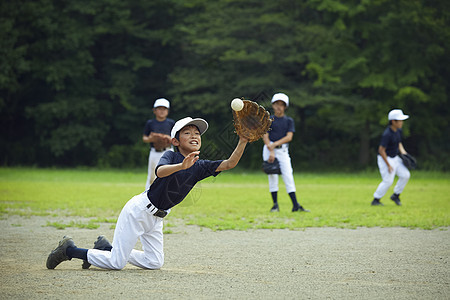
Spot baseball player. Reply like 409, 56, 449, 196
47, 117, 249, 270
143, 98, 175, 190
262, 93, 309, 213
372, 109, 411, 206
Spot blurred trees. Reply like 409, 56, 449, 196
1, 0, 448, 170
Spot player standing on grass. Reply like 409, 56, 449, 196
46, 117, 249, 270
142, 98, 175, 190
372, 109, 411, 206
262, 93, 309, 213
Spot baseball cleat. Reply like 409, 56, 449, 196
371, 199, 384, 206
390, 194, 402, 206
292, 205, 310, 212
270, 203, 279, 212
46, 236, 76, 269
82, 235, 112, 269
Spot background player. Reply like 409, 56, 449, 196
47, 117, 248, 270
372, 109, 411, 206
262, 93, 309, 213
142, 98, 175, 190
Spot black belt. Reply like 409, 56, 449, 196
275, 145, 283, 149
146, 202, 168, 218
153, 148, 168, 152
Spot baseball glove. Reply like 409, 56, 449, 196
262, 158, 281, 175
232, 100, 272, 142
399, 153, 417, 170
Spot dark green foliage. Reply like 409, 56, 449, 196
0, 0, 448, 170
98, 143, 148, 168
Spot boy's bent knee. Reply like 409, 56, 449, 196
145, 255, 164, 269
148, 257, 164, 269
110, 260, 128, 270
111, 264, 126, 270
148, 262, 163, 270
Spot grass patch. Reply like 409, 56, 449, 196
1, 167, 449, 230
46, 220, 100, 230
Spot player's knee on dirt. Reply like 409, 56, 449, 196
145, 254, 164, 269
153, 257, 164, 269
146, 261, 163, 270
109, 258, 128, 270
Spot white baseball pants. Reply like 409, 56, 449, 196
262, 144, 296, 194
87, 192, 167, 270
145, 148, 172, 190
373, 155, 410, 199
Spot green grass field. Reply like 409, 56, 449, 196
1, 167, 449, 230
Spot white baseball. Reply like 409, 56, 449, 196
231, 98, 244, 111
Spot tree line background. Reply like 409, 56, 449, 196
1, 0, 449, 171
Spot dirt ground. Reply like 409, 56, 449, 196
0, 215, 448, 299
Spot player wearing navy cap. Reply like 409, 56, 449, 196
372, 109, 411, 206
46, 117, 248, 270
262, 93, 309, 213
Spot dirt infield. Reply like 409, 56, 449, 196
0, 215, 448, 299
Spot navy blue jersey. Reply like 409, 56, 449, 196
147, 151, 223, 210
379, 127, 402, 157
268, 115, 295, 142
143, 118, 175, 148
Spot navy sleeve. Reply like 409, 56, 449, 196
194, 159, 224, 181
379, 131, 390, 148
155, 151, 177, 175
287, 117, 295, 133
143, 120, 153, 135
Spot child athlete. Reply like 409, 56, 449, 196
47, 117, 248, 270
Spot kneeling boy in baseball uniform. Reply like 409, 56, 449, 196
46, 117, 248, 270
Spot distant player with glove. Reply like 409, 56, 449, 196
372, 109, 412, 206
47, 105, 273, 270
142, 98, 175, 190
262, 93, 309, 213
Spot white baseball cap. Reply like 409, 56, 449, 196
271, 93, 289, 107
388, 109, 409, 121
153, 98, 170, 109
171, 117, 209, 139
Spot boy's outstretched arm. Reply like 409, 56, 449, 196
156, 151, 200, 178
216, 137, 248, 172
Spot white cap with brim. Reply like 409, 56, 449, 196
388, 109, 409, 121
171, 117, 209, 139
271, 93, 289, 107
154, 98, 170, 109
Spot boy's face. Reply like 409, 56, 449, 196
173, 125, 201, 153
272, 100, 286, 116
153, 107, 169, 120
392, 120, 404, 129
